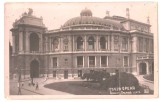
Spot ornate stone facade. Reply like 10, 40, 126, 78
10, 8, 154, 79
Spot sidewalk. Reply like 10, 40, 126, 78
135, 75, 154, 91
17, 78, 75, 95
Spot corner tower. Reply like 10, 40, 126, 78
10, 8, 46, 78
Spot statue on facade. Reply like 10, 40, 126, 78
28, 8, 33, 16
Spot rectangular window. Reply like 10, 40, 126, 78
144, 39, 147, 52
122, 37, 128, 51
53, 57, 57, 68
77, 56, 83, 67
65, 59, 68, 64
123, 56, 129, 67
89, 56, 95, 67
106, 36, 108, 50
101, 56, 107, 67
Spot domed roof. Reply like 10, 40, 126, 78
80, 8, 92, 16
62, 8, 125, 30
63, 16, 124, 29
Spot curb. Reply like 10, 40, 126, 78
21, 88, 43, 95
142, 77, 154, 83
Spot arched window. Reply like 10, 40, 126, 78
77, 37, 83, 50
114, 36, 119, 51
63, 37, 69, 51
30, 33, 39, 52
88, 36, 94, 50
100, 36, 106, 50
51, 37, 59, 51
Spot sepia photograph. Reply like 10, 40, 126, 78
4, 2, 158, 99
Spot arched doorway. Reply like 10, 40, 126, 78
30, 33, 39, 52
139, 62, 147, 75
30, 59, 39, 78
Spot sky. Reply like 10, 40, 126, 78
5, 2, 157, 44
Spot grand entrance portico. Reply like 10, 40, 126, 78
136, 55, 154, 75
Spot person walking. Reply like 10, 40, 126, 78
17, 82, 21, 95
21, 81, 24, 87
35, 82, 39, 90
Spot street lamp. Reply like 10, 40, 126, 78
16, 67, 22, 95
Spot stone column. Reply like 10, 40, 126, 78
73, 36, 75, 51
95, 56, 97, 67
25, 32, 29, 53
69, 36, 71, 51
48, 37, 51, 52
19, 31, 23, 52
12, 35, 15, 53
100, 56, 101, 67
148, 39, 150, 53
119, 36, 121, 52
87, 56, 89, 68
111, 35, 114, 51
132, 36, 137, 53
143, 38, 145, 53
136, 62, 140, 75
146, 61, 150, 74
96, 35, 99, 51
39, 34, 42, 53
127, 37, 129, 52
107, 56, 109, 67
106, 35, 109, 50
75, 56, 77, 68
83, 56, 84, 68
108, 35, 111, 51
84, 35, 87, 51
45, 37, 47, 52
59, 37, 61, 52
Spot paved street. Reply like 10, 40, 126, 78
135, 75, 154, 90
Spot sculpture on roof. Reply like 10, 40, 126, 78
22, 12, 27, 16
28, 8, 33, 16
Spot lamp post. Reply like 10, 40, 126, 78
16, 67, 22, 95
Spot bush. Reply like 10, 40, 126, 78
101, 72, 140, 90
81, 71, 110, 82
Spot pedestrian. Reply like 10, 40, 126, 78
17, 82, 21, 95
28, 80, 31, 86
35, 82, 39, 90
21, 82, 24, 87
